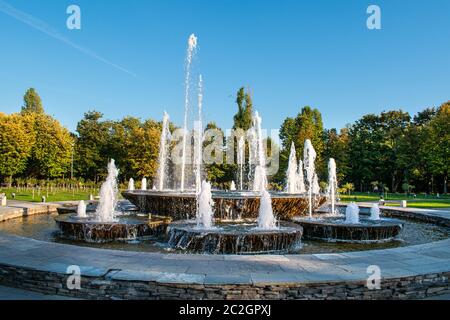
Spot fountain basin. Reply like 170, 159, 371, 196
122, 190, 326, 221
293, 217, 403, 243
166, 220, 303, 254
55, 214, 171, 243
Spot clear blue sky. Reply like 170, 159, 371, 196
1, 0, 449, 133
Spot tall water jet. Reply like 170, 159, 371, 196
237, 136, 245, 190
196, 180, 214, 229
345, 202, 360, 224
304, 139, 317, 219
297, 159, 306, 193
128, 178, 135, 191
156, 112, 171, 191
194, 75, 203, 194
286, 142, 299, 193
141, 177, 147, 191
257, 190, 277, 229
94, 159, 119, 222
251, 112, 267, 192
77, 200, 87, 218
327, 158, 338, 215
230, 181, 236, 191
180, 34, 198, 191
370, 203, 381, 220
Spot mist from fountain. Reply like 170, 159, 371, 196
77, 200, 87, 218
196, 180, 215, 229
327, 158, 338, 215
345, 202, 360, 224
141, 177, 147, 191
194, 75, 203, 194
237, 136, 245, 190
180, 34, 198, 192
156, 112, 171, 191
370, 203, 381, 220
304, 139, 317, 219
94, 159, 119, 222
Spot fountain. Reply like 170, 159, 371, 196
156, 112, 171, 191
128, 178, 135, 191
304, 139, 317, 219
327, 158, 338, 215
141, 177, 147, 191
77, 200, 87, 218
345, 202, 360, 224
194, 75, 203, 194
196, 181, 214, 230
180, 34, 198, 192
230, 181, 236, 191
55, 160, 170, 242
237, 136, 245, 190
370, 203, 381, 220
286, 142, 299, 193
256, 190, 277, 229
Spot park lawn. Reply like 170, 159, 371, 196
340, 192, 450, 209
0, 188, 96, 203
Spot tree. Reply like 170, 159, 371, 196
74, 111, 111, 182
21, 88, 44, 114
26, 113, 74, 178
0, 113, 35, 185
424, 102, 450, 193
232, 87, 253, 131
279, 106, 325, 179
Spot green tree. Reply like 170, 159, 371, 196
232, 87, 253, 131
21, 88, 44, 114
0, 113, 35, 185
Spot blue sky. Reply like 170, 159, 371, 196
1, 0, 449, 133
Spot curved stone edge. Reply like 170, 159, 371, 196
1, 205, 450, 299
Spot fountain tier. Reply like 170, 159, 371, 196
293, 217, 404, 243
122, 190, 326, 221
55, 214, 171, 243
167, 220, 303, 254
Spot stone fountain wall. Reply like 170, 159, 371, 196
122, 191, 327, 221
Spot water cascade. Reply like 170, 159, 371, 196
196, 180, 214, 229
156, 112, 171, 191
141, 177, 147, 191
94, 159, 119, 222
194, 75, 203, 194
77, 200, 87, 218
327, 158, 338, 215
370, 203, 381, 220
180, 34, 198, 191
237, 136, 245, 190
304, 139, 317, 219
345, 202, 360, 224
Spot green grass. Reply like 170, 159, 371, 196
0, 188, 97, 202
340, 192, 450, 209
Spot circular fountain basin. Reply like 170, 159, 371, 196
55, 214, 171, 243
122, 190, 326, 220
293, 216, 404, 243
166, 220, 303, 254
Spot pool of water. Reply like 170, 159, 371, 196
0, 213, 449, 255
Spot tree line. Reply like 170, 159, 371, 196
0, 88, 448, 194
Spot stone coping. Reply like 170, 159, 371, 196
0, 203, 450, 299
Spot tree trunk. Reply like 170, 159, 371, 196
8, 175, 12, 188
